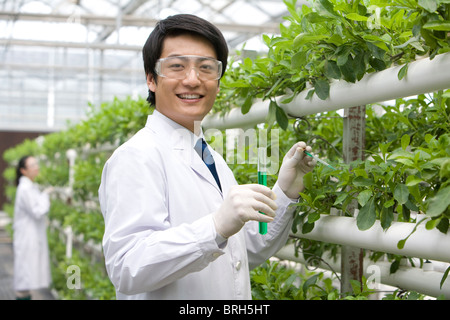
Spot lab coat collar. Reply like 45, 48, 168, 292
18, 175, 33, 187
146, 110, 204, 150
145, 111, 222, 194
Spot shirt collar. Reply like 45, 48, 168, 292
147, 110, 205, 150
19, 175, 33, 186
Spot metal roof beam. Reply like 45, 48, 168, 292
0, 11, 280, 34
0, 38, 142, 51
94, 0, 149, 43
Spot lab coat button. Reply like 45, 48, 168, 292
212, 252, 221, 259
235, 261, 241, 270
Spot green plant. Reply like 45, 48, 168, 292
215, 0, 450, 128
250, 260, 343, 300
48, 226, 115, 300
250, 259, 425, 300
295, 92, 449, 236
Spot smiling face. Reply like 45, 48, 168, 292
147, 33, 220, 133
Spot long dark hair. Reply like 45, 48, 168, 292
16, 155, 31, 186
143, 14, 229, 106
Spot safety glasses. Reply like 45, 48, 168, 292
155, 55, 222, 81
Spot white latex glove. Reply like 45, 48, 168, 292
213, 184, 277, 238
277, 141, 317, 199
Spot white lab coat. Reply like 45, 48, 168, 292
13, 176, 51, 291
99, 111, 296, 299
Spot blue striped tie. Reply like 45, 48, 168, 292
196, 139, 222, 191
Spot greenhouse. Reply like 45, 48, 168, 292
1, 0, 449, 305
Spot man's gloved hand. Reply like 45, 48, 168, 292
213, 184, 277, 238
277, 142, 316, 199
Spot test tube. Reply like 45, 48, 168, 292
304, 150, 336, 170
258, 147, 268, 235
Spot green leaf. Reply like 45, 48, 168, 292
324, 60, 341, 79
318, 0, 340, 17
384, 198, 395, 208
394, 184, 409, 205
293, 33, 329, 48
305, 89, 315, 100
418, 0, 438, 12
226, 80, 250, 88
302, 274, 319, 295
405, 175, 423, 186
334, 192, 348, 205
380, 206, 394, 230
426, 218, 441, 230
436, 218, 449, 234
398, 64, 408, 80
393, 158, 415, 167
401, 134, 410, 150
275, 104, 289, 130
369, 57, 386, 71
353, 50, 366, 81
346, 13, 368, 22
291, 51, 308, 69
340, 55, 356, 83
357, 189, 372, 207
302, 221, 315, 234
299, 192, 312, 203
241, 95, 253, 114
283, 273, 298, 292
366, 41, 386, 60
390, 259, 401, 272
440, 266, 450, 289
308, 211, 321, 223
314, 79, 330, 100
266, 100, 277, 129
357, 197, 377, 230
353, 176, 373, 186
303, 171, 313, 190
423, 20, 450, 31
426, 186, 450, 217
439, 159, 450, 179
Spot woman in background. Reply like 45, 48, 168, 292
13, 155, 52, 300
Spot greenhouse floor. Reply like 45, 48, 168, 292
0, 211, 55, 300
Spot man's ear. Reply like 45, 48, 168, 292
147, 73, 156, 92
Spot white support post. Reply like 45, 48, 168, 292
340, 105, 366, 294
64, 225, 73, 259
66, 149, 77, 202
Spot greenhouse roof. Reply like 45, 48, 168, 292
0, 0, 306, 131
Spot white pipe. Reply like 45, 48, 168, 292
281, 52, 450, 117
203, 52, 450, 129
292, 215, 450, 263
276, 244, 450, 299
203, 99, 269, 130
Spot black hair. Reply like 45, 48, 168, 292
16, 155, 31, 186
142, 14, 229, 106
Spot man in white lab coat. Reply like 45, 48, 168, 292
99, 14, 316, 300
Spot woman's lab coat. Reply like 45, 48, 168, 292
13, 176, 51, 291
99, 111, 296, 299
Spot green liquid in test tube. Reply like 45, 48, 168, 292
258, 147, 268, 235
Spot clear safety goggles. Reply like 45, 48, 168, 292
155, 55, 222, 81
